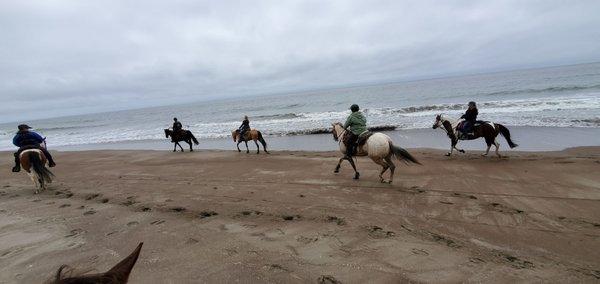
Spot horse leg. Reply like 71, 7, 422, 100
346, 156, 360, 180
374, 158, 389, 183
494, 139, 501, 158
446, 139, 456, 156
334, 157, 344, 173
187, 139, 193, 152
483, 137, 493, 156
384, 156, 396, 184
177, 142, 184, 152
173, 143, 177, 152
244, 141, 249, 154
254, 140, 260, 154
237, 141, 242, 152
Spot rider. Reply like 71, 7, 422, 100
460, 101, 478, 137
172, 117, 183, 138
343, 104, 367, 157
12, 124, 56, 172
238, 116, 250, 140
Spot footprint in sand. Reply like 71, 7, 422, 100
101, 198, 109, 203
198, 211, 218, 218
85, 193, 100, 200
140, 206, 152, 212
487, 202, 525, 214
59, 204, 71, 208
65, 228, 85, 237
127, 221, 139, 226
428, 232, 461, 248
240, 210, 263, 217
282, 215, 301, 221
366, 226, 395, 238
439, 201, 454, 205
326, 216, 346, 226
170, 206, 186, 213
411, 248, 429, 256
83, 210, 96, 216
318, 275, 341, 284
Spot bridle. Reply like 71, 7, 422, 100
332, 123, 347, 144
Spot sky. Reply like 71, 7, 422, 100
1, 0, 599, 122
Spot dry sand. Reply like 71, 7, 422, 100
1, 148, 599, 283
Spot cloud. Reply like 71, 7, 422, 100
1, 0, 599, 122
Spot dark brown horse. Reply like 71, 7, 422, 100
51, 243, 143, 284
232, 129, 269, 154
432, 114, 518, 157
19, 148, 54, 194
164, 129, 199, 152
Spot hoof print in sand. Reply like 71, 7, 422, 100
282, 215, 301, 221
488, 202, 524, 214
85, 193, 100, 200
296, 235, 319, 244
170, 206, 186, 213
83, 210, 97, 216
240, 210, 263, 217
366, 226, 395, 238
501, 253, 534, 269
59, 204, 71, 208
122, 200, 138, 206
198, 211, 218, 218
411, 248, 429, 256
65, 228, 85, 238
127, 221, 139, 226
318, 275, 341, 284
139, 206, 152, 212
429, 232, 461, 248
100, 198, 109, 203
326, 216, 346, 226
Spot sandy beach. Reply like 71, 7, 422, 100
1, 148, 599, 283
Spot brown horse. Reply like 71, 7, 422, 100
432, 114, 518, 157
232, 129, 269, 154
19, 148, 54, 194
51, 243, 143, 284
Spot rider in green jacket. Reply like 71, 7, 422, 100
343, 104, 367, 157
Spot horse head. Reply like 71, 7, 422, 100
164, 129, 170, 138
432, 114, 443, 129
331, 123, 342, 141
232, 130, 238, 142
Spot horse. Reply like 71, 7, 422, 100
51, 242, 143, 284
331, 123, 420, 183
232, 129, 269, 154
164, 129, 199, 152
432, 114, 518, 157
19, 148, 54, 194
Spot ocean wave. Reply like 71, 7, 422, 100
483, 84, 600, 97
253, 113, 304, 120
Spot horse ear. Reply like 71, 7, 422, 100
104, 242, 143, 283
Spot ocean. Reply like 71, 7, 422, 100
1, 62, 599, 151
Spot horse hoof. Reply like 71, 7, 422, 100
445, 153, 451, 157
353, 173, 360, 180
459, 150, 465, 153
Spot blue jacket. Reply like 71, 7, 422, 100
13, 131, 45, 147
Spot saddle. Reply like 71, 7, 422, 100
357, 131, 373, 147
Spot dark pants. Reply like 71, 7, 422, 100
239, 128, 249, 140
14, 145, 55, 169
345, 133, 358, 156
462, 121, 474, 133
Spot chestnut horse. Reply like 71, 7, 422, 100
232, 129, 269, 154
19, 149, 54, 194
331, 123, 420, 183
51, 242, 143, 284
164, 129, 199, 152
432, 114, 518, 157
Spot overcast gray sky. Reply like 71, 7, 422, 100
1, 0, 599, 122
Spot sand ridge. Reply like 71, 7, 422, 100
0, 148, 599, 282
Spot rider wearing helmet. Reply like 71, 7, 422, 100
238, 115, 250, 140
172, 118, 183, 134
12, 124, 56, 172
343, 104, 367, 157
460, 101, 478, 136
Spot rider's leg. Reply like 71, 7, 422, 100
40, 148, 56, 167
345, 134, 358, 157
12, 150, 21, 172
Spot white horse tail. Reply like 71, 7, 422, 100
29, 151, 54, 185
389, 142, 420, 165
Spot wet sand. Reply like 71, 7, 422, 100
1, 148, 600, 282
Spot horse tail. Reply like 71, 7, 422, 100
257, 131, 269, 153
189, 131, 199, 145
389, 142, 420, 165
497, 124, 518, 148
29, 151, 54, 184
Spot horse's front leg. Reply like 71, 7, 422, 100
244, 141, 249, 154
446, 141, 455, 156
237, 141, 242, 152
254, 140, 260, 154
384, 156, 396, 184
173, 143, 177, 152
187, 140, 193, 152
494, 139, 501, 158
176, 142, 184, 152
346, 156, 360, 180
334, 157, 344, 173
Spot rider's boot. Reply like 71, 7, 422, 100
41, 148, 56, 167
12, 153, 20, 172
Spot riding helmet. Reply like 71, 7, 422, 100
468, 101, 476, 107
17, 124, 31, 131
173, 117, 178, 121
350, 104, 360, 112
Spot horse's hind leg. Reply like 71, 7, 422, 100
254, 140, 260, 154
334, 157, 344, 173
494, 139, 501, 158
346, 156, 360, 180
244, 141, 249, 154
384, 156, 396, 183
177, 142, 184, 152
237, 141, 242, 152
483, 137, 493, 156
374, 158, 389, 183
187, 140, 193, 152
173, 143, 177, 152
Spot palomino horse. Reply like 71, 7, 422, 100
432, 114, 518, 157
19, 148, 54, 194
331, 123, 420, 183
164, 129, 199, 152
232, 129, 269, 154
52, 242, 143, 284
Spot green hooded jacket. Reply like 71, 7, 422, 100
344, 111, 367, 135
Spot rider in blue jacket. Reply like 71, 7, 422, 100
12, 124, 56, 172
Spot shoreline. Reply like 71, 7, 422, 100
35, 126, 600, 152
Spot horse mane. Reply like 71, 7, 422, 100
50, 243, 143, 284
